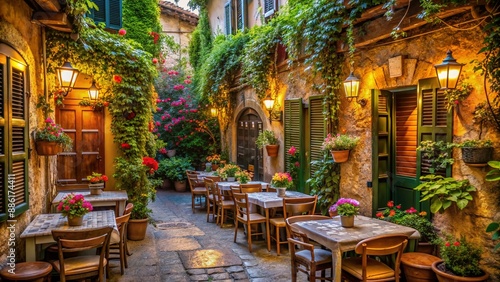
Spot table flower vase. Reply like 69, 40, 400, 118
67, 216, 83, 226
276, 187, 286, 197
89, 183, 104, 195
227, 177, 235, 182
340, 215, 354, 228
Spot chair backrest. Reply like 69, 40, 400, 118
230, 185, 241, 194
239, 183, 262, 193
187, 173, 203, 191
285, 215, 331, 242
115, 213, 131, 242
232, 192, 250, 219
204, 175, 221, 182
283, 195, 318, 219
186, 170, 199, 175
52, 226, 113, 258
354, 234, 408, 281
123, 202, 134, 216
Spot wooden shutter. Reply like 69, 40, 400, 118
308, 96, 325, 176
284, 98, 304, 191
395, 93, 417, 177
417, 78, 452, 177
372, 89, 392, 215
236, 0, 246, 31
224, 1, 232, 35
264, 0, 276, 18
91, 0, 122, 30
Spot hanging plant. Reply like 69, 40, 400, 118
444, 82, 473, 111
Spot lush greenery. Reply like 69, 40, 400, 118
159, 157, 194, 181
255, 130, 278, 149
47, 1, 159, 219
486, 160, 500, 182
321, 133, 360, 151
287, 146, 300, 190
416, 140, 455, 173
414, 174, 476, 213
456, 139, 493, 148
486, 221, 500, 251
437, 234, 484, 277
307, 152, 340, 215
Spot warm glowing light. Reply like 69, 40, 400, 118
88, 81, 99, 100
434, 50, 463, 89
210, 107, 218, 117
56, 61, 79, 96
263, 96, 275, 111
343, 72, 360, 99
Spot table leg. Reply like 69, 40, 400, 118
118, 200, 126, 216
25, 238, 36, 262
265, 208, 271, 252
332, 250, 342, 282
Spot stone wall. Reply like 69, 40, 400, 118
0, 0, 55, 265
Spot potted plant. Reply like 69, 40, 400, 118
416, 140, 455, 174
414, 174, 476, 214
456, 139, 493, 165
270, 172, 293, 197
256, 130, 279, 157
56, 193, 93, 226
161, 156, 194, 192
206, 154, 221, 170
329, 198, 360, 228
321, 133, 360, 163
215, 163, 241, 181
86, 172, 108, 195
431, 235, 489, 281
34, 117, 73, 155
235, 170, 251, 184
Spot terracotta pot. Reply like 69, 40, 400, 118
431, 261, 489, 282
417, 242, 436, 255
211, 164, 219, 171
127, 218, 149, 241
89, 183, 104, 195
265, 144, 279, 157
161, 179, 173, 190
67, 216, 83, 226
35, 141, 63, 156
329, 210, 338, 218
167, 149, 176, 158
174, 180, 187, 192
340, 215, 354, 228
275, 187, 286, 197
330, 150, 350, 163
401, 252, 440, 282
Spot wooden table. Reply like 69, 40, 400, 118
246, 191, 311, 252
20, 210, 118, 261
51, 191, 128, 215
217, 181, 269, 191
291, 215, 420, 282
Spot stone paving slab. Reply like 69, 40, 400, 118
179, 249, 242, 269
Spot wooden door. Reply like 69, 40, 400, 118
56, 105, 104, 188
236, 109, 263, 181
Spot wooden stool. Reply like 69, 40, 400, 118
0, 261, 52, 282
401, 252, 440, 282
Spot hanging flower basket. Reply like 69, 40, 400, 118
266, 144, 279, 157
35, 141, 63, 156
330, 150, 350, 163
461, 147, 493, 164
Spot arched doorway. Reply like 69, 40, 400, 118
236, 108, 263, 181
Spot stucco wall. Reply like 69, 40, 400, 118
160, 14, 195, 68
0, 0, 55, 265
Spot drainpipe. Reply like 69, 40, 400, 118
41, 26, 52, 213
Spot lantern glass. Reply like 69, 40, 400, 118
263, 96, 275, 111
56, 62, 79, 95
343, 72, 360, 99
88, 82, 99, 100
210, 108, 218, 117
434, 50, 463, 89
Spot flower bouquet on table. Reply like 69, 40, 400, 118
330, 197, 360, 227
87, 172, 108, 195
215, 163, 241, 181
271, 172, 293, 197
235, 170, 252, 184
57, 193, 93, 226
206, 154, 221, 170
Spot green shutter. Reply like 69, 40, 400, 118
224, 1, 232, 35
308, 96, 326, 179
91, 0, 122, 30
372, 89, 392, 216
284, 98, 304, 191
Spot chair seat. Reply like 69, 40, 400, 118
296, 249, 332, 264
342, 257, 395, 280
239, 213, 266, 221
270, 217, 286, 227
193, 187, 206, 193
52, 255, 107, 276
221, 200, 234, 206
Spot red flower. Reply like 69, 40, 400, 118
288, 146, 297, 156
118, 29, 127, 36
387, 201, 394, 208
113, 75, 122, 83
121, 143, 131, 150
184, 79, 192, 84
396, 204, 401, 209
376, 212, 384, 218
152, 58, 158, 64
445, 242, 451, 247
142, 156, 159, 173
453, 241, 460, 247
103, 101, 109, 107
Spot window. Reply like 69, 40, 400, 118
91, 0, 122, 30
225, 0, 247, 35
0, 44, 29, 222
224, 1, 232, 35
236, 0, 246, 31
264, 0, 277, 18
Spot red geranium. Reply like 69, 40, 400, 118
121, 143, 131, 150
113, 75, 122, 83
142, 156, 159, 174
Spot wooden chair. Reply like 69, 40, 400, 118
108, 213, 131, 275
214, 183, 235, 227
270, 195, 318, 255
122, 203, 133, 257
51, 226, 113, 282
232, 192, 267, 253
239, 183, 262, 193
204, 175, 221, 182
341, 234, 408, 282
187, 172, 207, 213
204, 178, 218, 222
123, 202, 134, 216
286, 215, 333, 282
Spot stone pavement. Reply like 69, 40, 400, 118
108, 189, 309, 282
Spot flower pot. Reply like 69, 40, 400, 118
265, 144, 279, 157
329, 210, 338, 218
35, 141, 63, 156
174, 180, 187, 192
461, 147, 493, 164
67, 216, 83, 226
211, 164, 219, 171
340, 215, 354, 228
127, 218, 149, 241
401, 252, 440, 282
88, 183, 104, 195
275, 187, 286, 197
417, 241, 436, 255
227, 177, 236, 182
161, 179, 173, 190
330, 150, 350, 163
167, 149, 176, 158
431, 261, 489, 282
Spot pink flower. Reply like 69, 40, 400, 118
45, 117, 53, 123
64, 206, 70, 211
118, 29, 127, 36
184, 79, 192, 84
159, 148, 167, 154
288, 146, 297, 156
294, 161, 300, 167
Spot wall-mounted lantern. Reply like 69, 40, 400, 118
263, 95, 282, 122
210, 107, 218, 117
434, 50, 464, 89
343, 72, 366, 106
56, 61, 79, 96
88, 81, 99, 101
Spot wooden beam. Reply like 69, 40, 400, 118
33, 0, 61, 12
33, 11, 68, 25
